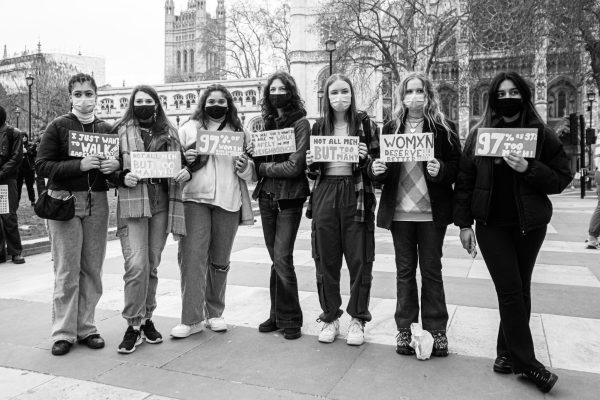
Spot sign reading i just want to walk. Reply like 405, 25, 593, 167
310, 136, 359, 163
130, 151, 181, 179
251, 128, 296, 156
68, 131, 119, 160
380, 132, 434, 162
0, 185, 8, 214
475, 128, 538, 158
196, 130, 245, 157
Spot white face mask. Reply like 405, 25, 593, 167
72, 97, 96, 114
329, 93, 352, 112
403, 93, 425, 111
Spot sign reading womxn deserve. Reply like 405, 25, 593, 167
475, 128, 538, 158
251, 128, 296, 156
310, 136, 359, 163
130, 152, 181, 179
380, 132, 434, 162
68, 131, 119, 160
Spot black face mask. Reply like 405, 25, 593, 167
495, 98, 522, 118
205, 105, 228, 119
133, 105, 155, 121
269, 93, 291, 109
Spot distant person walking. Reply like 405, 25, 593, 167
585, 166, 600, 249
17, 131, 37, 206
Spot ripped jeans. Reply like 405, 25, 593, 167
177, 202, 240, 325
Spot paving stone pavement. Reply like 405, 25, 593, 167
1, 192, 599, 399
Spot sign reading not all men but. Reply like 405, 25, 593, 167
0, 185, 8, 214
68, 131, 119, 160
197, 130, 245, 157
310, 136, 359, 163
380, 132, 434, 162
475, 128, 538, 158
251, 128, 296, 156
130, 152, 181, 179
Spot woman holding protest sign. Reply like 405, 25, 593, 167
369, 72, 461, 357
304, 73, 377, 346
454, 71, 571, 393
36, 73, 121, 356
112, 85, 190, 354
170, 84, 255, 339
246, 71, 310, 340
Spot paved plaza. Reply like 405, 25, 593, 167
1, 190, 599, 399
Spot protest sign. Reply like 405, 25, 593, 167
310, 136, 359, 163
130, 151, 181, 179
475, 128, 538, 158
0, 185, 8, 214
380, 132, 434, 162
68, 131, 119, 159
197, 130, 244, 156
251, 128, 296, 156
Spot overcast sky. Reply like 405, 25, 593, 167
0, 0, 219, 87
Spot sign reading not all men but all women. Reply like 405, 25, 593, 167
68, 131, 120, 160
310, 136, 360, 163
475, 128, 538, 158
130, 152, 182, 179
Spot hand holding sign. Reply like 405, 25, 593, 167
80, 154, 101, 171
100, 158, 120, 175
305, 149, 314, 166
124, 172, 140, 188
427, 158, 440, 177
358, 142, 368, 160
503, 153, 528, 173
235, 153, 249, 172
371, 159, 387, 176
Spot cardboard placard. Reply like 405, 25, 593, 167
251, 128, 296, 156
68, 131, 119, 159
310, 136, 359, 163
0, 185, 8, 214
380, 132, 434, 162
130, 151, 181, 179
197, 130, 244, 156
475, 128, 538, 158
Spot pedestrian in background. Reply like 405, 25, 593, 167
0, 105, 25, 265
171, 84, 255, 339
17, 131, 37, 206
585, 165, 600, 249
35, 73, 120, 356
113, 85, 190, 354
454, 71, 572, 393
247, 71, 310, 340
305, 73, 377, 346
369, 71, 461, 357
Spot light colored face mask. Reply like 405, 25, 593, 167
72, 97, 96, 114
329, 93, 352, 112
403, 93, 425, 111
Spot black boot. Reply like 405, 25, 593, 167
524, 367, 558, 393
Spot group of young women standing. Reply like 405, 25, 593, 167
36, 67, 571, 394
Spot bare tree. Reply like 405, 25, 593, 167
259, 0, 292, 72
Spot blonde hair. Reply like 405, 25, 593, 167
392, 71, 453, 139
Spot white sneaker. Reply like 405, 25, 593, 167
346, 318, 365, 346
206, 317, 227, 332
170, 322, 203, 338
318, 319, 340, 343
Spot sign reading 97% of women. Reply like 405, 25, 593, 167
475, 128, 538, 158
380, 132, 434, 162
310, 136, 359, 163
196, 130, 244, 157
68, 131, 119, 160
130, 151, 181, 179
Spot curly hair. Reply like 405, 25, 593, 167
260, 71, 306, 121
189, 84, 243, 131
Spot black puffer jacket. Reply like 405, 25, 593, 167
35, 113, 113, 192
453, 120, 573, 233
0, 124, 23, 182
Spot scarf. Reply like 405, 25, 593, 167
72, 108, 95, 124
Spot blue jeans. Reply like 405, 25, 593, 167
258, 195, 303, 328
390, 221, 448, 331
178, 202, 239, 325
49, 190, 108, 343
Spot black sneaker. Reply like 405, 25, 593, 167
523, 367, 558, 393
493, 355, 513, 374
283, 327, 301, 340
118, 326, 142, 354
431, 331, 449, 357
258, 318, 281, 333
141, 320, 163, 344
395, 330, 415, 355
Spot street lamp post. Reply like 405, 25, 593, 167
15, 106, 20, 129
317, 88, 324, 114
587, 91, 596, 188
26, 73, 34, 141
325, 36, 337, 76
176, 115, 180, 128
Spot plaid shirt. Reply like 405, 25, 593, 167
305, 117, 378, 225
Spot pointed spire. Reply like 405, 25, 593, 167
37, 40, 42, 54
3, 45, 7, 59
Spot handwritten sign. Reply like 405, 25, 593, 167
251, 128, 296, 156
380, 132, 434, 162
475, 128, 538, 158
130, 151, 181, 179
0, 185, 8, 214
197, 130, 244, 156
68, 131, 119, 159
310, 136, 359, 163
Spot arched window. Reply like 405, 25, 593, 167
190, 50, 194, 73
232, 90, 244, 105
183, 50, 188, 73
119, 97, 129, 109
159, 95, 168, 110
558, 91, 567, 118
186, 93, 196, 105
438, 86, 458, 121
100, 99, 114, 114
547, 79, 577, 120
174, 94, 184, 109
177, 51, 181, 71
245, 90, 257, 105
249, 117, 265, 132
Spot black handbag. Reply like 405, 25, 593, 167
34, 190, 75, 221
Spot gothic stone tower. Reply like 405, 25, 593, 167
164, 0, 226, 83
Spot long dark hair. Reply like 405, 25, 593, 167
261, 71, 306, 122
112, 85, 178, 138
189, 84, 243, 131
467, 71, 545, 152
319, 73, 360, 136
